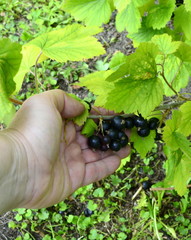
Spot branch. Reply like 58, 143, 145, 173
35, 51, 43, 92
150, 184, 191, 191
9, 97, 23, 105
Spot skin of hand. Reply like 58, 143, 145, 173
0, 89, 130, 212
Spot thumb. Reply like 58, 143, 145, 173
28, 89, 85, 119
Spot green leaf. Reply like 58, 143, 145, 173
93, 188, 105, 197
104, 43, 163, 117
78, 70, 115, 107
178, 102, 191, 136
81, 119, 98, 137
157, 54, 190, 96
151, 34, 180, 55
113, 0, 130, 11
116, 1, 141, 33
61, 0, 113, 26
28, 24, 105, 62
130, 128, 156, 158
164, 148, 191, 196
109, 51, 127, 70
174, 5, 191, 41
0, 39, 22, 123
129, 17, 164, 47
14, 44, 48, 93
174, 42, 191, 62
105, 76, 163, 117
163, 110, 182, 150
146, 0, 175, 29
185, 0, 191, 12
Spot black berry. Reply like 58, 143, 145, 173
102, 120, 111, 132
109, 140, 121, 151
142, 180, 152, 190
88, 135, 102, 149
107, 128, 119, 140
102, 135, 111, 144
111, 116, 125, 130
125, 117, 134, 129
148, 117, 159, 130
137, 127, 150, 137
84, 208, 94, 217
134, 116, 148, 128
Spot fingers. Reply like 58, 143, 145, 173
82, 155, 121, 186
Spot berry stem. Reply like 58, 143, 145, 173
150, 184, 191, 191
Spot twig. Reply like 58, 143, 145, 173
9, 97, 23, 105
150, 184, 191, 191
35, 51, 43, 92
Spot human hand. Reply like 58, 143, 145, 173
2, 90, 130, 210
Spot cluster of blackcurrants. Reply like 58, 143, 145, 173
87, 115, 160, 152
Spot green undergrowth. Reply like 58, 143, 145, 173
8, 150, 191, 239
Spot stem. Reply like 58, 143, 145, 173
150, 184, 191, 191
88, 101, 185, 120
9, 97, 23, 105
35, 51, 43, 93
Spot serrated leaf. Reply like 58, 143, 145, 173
185, 0, 191, 12
109, 51, 128, 70
113, 0, 130, 11
81, 119, 98, 137
129, 17, 164, 47
78, 70, 115, 107
0, 39, 22, 123
105, 43, 163, 117
163, 110, 182, 150
14, 44, 48, 93
67, 94, 89, 126
130, 128, 156, 158
62, 0, 113, 26
178, 102, 191, 136
174, 42, 191, 62
105, 76, 163, 117
174, 5, 191, 41
151, 34, 180, 55
157, 54, 190, 96
146, 0, 175, 29
116, 1, 141, 33
164, 148, 191, 196
28, 24, 105, 62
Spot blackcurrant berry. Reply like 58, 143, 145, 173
101, 144, 109, 151
102, 120, 111, 132
120, 136, 129, 147
111, 116, 125, 130
102, 135, 111, 144
142, 180, 152, 190
107, 128, 119, 140
134, 116, 148, 128
109, 140, 121, 151
88, 135, 102, 149
148, 117, 159, 130
137, 127, 150, 137
125, 117, 134, 129
84, 208, 94, 217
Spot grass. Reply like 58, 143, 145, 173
1, 0, 191, 239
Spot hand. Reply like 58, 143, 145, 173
2, 90, 130, 210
